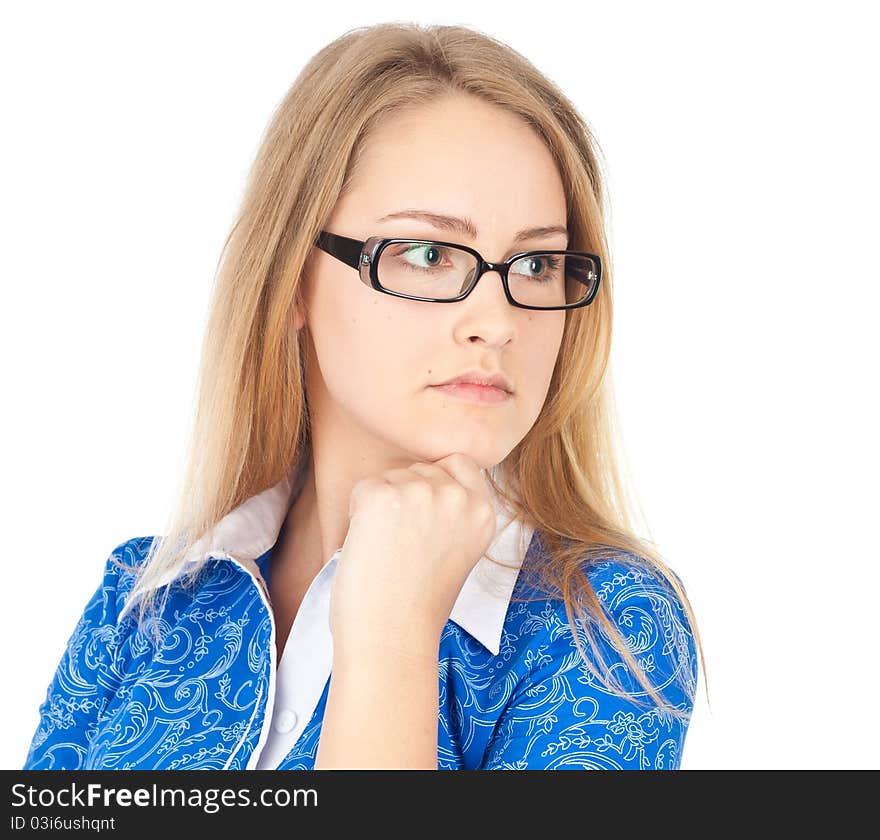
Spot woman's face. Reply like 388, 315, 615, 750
297, 93, 568, 471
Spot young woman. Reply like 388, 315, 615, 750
24, 21, 704, 770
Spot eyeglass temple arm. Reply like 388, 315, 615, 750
314, 231, 365, 270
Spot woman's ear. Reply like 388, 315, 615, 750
293, 304, 306, 332
292, 279, 310, 332
294, 257, 316, 333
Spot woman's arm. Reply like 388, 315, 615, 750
24, 542, 135, 769
317, 454, 497, 770
314, 636, 440, 770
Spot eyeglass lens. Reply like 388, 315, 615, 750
375, 241, 598, 307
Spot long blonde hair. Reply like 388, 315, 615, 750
119, 21, 707, 717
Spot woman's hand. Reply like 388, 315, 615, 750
328, 452, 497, 659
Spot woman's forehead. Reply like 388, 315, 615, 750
358, 96, 558, 173
340, 107, 566, 233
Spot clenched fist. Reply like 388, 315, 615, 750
329, 452, 498, 658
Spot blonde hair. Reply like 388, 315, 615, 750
119, 21, 707, 718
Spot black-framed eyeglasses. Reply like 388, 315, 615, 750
313, 231, 602, 311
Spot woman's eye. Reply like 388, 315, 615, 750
529, 255, 559, 274
518, 256, 549, 276
403, 244, 444, 267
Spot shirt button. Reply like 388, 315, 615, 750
274, 708, 299, 734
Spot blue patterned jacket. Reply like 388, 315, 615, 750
23, 464, 698, 770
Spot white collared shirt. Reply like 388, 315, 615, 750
27, 460, 698, 770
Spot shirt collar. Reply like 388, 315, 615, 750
179, 459, 533, 656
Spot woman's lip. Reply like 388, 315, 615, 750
429, 383, 512, 404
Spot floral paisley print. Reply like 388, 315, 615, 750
24, 529, 696, 770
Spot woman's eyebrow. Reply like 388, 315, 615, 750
376, 209, 568, 243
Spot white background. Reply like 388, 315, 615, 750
2, 1, 877, 770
